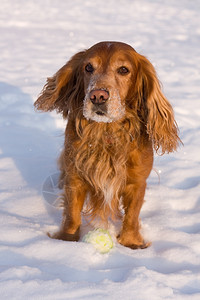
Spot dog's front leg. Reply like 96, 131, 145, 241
49, 176, 87, 242
118, 181, 150, 249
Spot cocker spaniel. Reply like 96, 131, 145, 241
35, 41, 180, 249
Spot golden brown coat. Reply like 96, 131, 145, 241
35, 42, 180, 249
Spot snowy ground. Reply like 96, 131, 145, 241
0, 0, 200, 299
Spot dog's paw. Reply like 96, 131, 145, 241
126, 241, 151, 250
47, 228, 80, 242
117, 233, 151, 250
118, 238, 151, 250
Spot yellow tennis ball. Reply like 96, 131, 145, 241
83, 228, 114, 253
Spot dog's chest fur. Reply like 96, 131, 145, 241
74, 122, 131, 206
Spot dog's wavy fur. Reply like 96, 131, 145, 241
35, 42, 181, 249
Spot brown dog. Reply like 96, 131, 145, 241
35, 42, 180, 249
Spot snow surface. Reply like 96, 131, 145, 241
0, 0, 200, 299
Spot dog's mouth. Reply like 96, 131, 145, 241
84, 104, 113, 123
92, 104, 107, 117
95, 110, 105, 116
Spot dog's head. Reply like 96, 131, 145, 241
82, 42, 136, 123
35, 41, 180, 153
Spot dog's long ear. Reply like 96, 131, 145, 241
34, 51, 85, 118
134, 54, 181, 154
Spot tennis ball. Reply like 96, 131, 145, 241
83, 228, 114, 253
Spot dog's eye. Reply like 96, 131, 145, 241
117, 66, 130, 75
85, 63, 94, 73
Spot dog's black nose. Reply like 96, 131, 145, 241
89, 89, 109, 105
